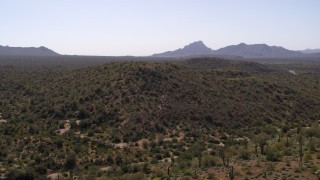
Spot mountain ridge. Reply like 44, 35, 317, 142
0, 45, 59, 56
214, 43, 303, 58
299, 49, 320, 54
153, 41, 320, 59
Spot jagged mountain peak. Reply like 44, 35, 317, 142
152, 41, 213, 57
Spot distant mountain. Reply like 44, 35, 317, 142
214, 43, 303, 58
0, 45, 59, 56
152, 41, 213, 57
152, 41, 320, 59
299, 49, 320, 54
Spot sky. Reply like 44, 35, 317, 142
0, 0, 319, 56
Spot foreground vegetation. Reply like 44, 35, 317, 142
0, 56, 320, 179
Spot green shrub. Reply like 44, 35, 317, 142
239, 148, 250, 160
265, 148, 282, 161
120, 172, 146, 180
203, 155, 220, 167
208, 172, 217, 180
65, 153, 77, 170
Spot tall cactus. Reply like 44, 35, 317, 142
219, 147, 226, 166
197, 152, 202, 168
229, 166, 235, 180
168, 156, 174, 176
298, 134, 303, 166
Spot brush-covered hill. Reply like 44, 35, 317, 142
1, 57, 320, 142
2, 57, 320, 179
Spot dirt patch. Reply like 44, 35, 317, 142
114, 143, 128, 148
289, 70, 297, 75
55, 120, 71, 135
47, 173, 64, 180
0, 119, 7, 123
100, 166, 112, 172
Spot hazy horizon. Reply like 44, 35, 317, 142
1, 0, 319, 56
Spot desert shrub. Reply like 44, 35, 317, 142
0, 147, 6, 158
151, 158, 158, 164
266, 163, 275, 171
203, 155, 220, 167
208, 172, 218, 180
304, 151, 312, 161
152, 169, 167, 179
115, 155, 123, 165
106, 154, 114, 165
265, 147, 282, 161
119, 172, 146, 180
7, 168, 35, 180
143, 163, 151, 174
154, 153, 163, 160
283, 147, 293, 156
35, 165, 47, 174
177, 159, 190, 170
150, 140, 157, 149
55, 138, 64, 149
239, 148, 250, 160
87, 129, 95, 137
262, 124, 278, 137
308, 140, 316, 152
65, 153, 77, 170
254, 133, 268, 155
304, 126, 320, 138
142, 141, 149, 149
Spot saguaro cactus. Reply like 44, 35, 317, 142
197, 152, 202, 168
298, 134, 303, 166
219, 147, 226, 166
229, 166, 235, 180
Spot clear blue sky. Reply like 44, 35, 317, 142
1, 0, 319, 56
